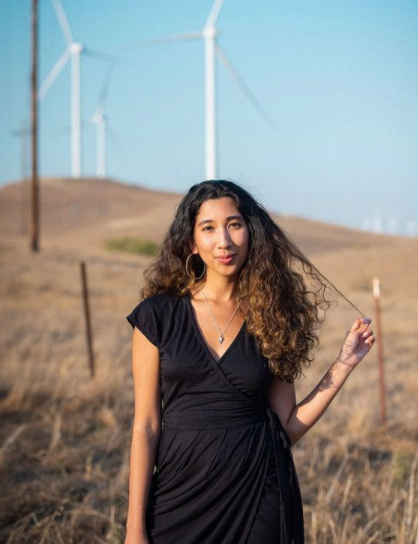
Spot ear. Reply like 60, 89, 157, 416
190, 242, 198, 255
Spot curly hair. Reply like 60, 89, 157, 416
140, 180, 335, 382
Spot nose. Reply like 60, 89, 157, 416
217, 227, 232, 249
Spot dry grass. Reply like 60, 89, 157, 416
0, 178, 417, 543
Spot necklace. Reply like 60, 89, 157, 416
202, 291, 240, 344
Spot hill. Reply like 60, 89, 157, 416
0, 176, 409, 253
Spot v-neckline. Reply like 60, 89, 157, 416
185, 293, 246, 365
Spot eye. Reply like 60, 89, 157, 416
202, 225, 214, 231
228, 222, 242, 229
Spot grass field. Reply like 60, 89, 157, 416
0, 178, 417, 543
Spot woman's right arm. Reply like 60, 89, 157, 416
125, 327, 162, 544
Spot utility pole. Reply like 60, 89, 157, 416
30, 0, 40, 251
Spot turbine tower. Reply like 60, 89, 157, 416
38, 0, 120, 178
135, 0, 274, 180
90, 104, 106, 179
203, 0, 224, 179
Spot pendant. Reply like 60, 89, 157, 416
219, 336, 224, 344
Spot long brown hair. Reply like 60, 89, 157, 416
141, 180, 334, 382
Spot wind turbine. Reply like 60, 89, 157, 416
50, 63, 118, 179
38, 0, 121, 178
89, 64, 115, 179
134, 0, 275, 180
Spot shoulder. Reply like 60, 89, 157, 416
126, 293, 183, 340
126, 292, 185, 347
135, 292, 182, 313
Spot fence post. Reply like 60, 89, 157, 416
373, 277, 386, 426
80, 261, 95, 378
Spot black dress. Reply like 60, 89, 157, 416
126, 293, 304, 544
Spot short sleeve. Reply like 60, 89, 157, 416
126, 298, 159, 347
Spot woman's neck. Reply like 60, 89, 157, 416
194, 274, 239, 302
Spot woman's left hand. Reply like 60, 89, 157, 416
337, 318, 375, 369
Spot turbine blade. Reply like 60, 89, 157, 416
98, 64, 115, 109
38, 48, 71, 100
215, 44, 277, 130
107, 124, 129, 161
205, 0, 226, 29
51, 0, 74, 46
125, 31, 203, 50
107, 124, 121, 146
83, 47, 131, 65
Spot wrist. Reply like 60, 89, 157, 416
126, 519, 147, 536
333, 358, 355, 375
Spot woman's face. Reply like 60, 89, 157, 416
192, 197, 250, 279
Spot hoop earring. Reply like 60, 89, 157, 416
185, 253, 206, 280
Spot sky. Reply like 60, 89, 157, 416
1, 0, 418, 236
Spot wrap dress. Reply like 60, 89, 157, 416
126, 292, 304, 543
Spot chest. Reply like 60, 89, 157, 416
156, 296, 274, 398
190, 307, 245, 362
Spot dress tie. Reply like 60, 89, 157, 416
266, 406, 291, 450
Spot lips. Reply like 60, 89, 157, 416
216, 254, 237, 264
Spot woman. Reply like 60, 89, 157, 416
125, 180, 375, 544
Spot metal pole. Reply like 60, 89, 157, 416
71, 46, 82, 178
373, 278, 386, 426
204, 29, 217, 180
80, 261, 96, 378
30, 0, 40, 252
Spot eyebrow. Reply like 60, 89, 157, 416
197, 215, 243, 227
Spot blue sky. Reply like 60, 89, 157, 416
1, 0, 418, 236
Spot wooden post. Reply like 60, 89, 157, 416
80, 261, 96, 378
373, 278, 386, 426
30, 0, 40, 252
